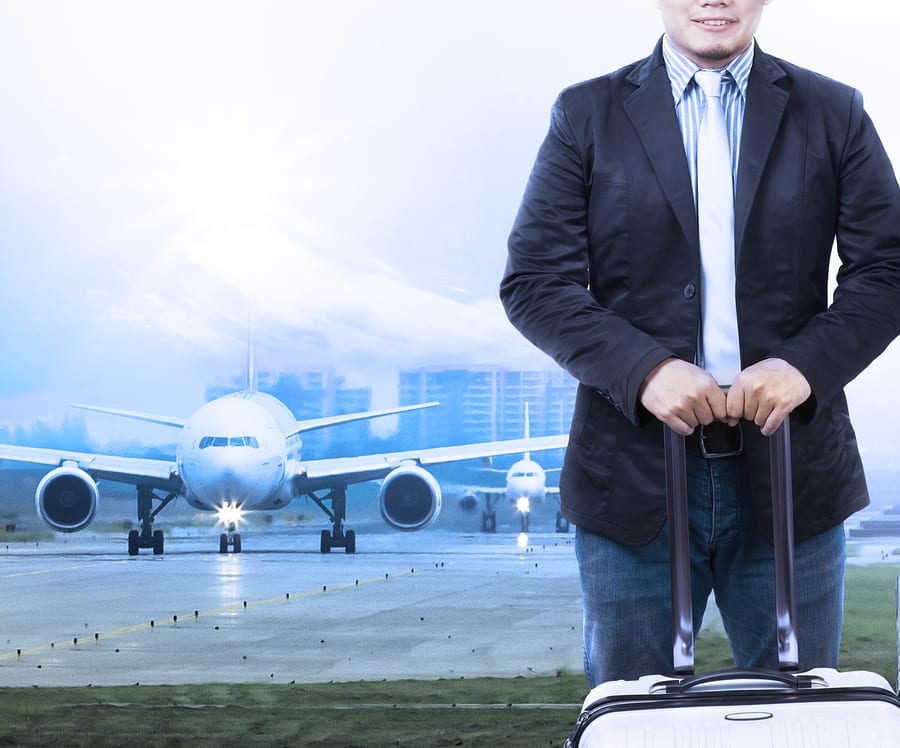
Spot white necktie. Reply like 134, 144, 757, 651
696, 70, 740, 385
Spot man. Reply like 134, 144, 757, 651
500, 0, 900, 687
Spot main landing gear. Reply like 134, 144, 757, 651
481, 509, 497, 533
305, 484, 356, 553
480, 492, 501, 533
128, 485, 177, 556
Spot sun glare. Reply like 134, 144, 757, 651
176, 135, 278, 237
167, 132, 295, 304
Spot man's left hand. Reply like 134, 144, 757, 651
725, 359, 812, 436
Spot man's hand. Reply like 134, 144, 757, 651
639, 358, 728, 435
726, 358, 812, 436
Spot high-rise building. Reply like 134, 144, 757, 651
398, 366, 576, 447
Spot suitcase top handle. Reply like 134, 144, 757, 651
653, 668, 821, 695
664, 419, 799, 675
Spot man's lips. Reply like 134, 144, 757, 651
694, 18, 736, 29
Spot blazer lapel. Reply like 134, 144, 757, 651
623, 43, 790, 263
735, 48, 789, 258
624, 51, 700, 258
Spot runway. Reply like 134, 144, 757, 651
0, 527, 586, 687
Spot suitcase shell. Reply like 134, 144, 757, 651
567, 668, 900, 747
565, 422, 900, 747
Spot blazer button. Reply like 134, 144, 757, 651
683, 283, 696, 299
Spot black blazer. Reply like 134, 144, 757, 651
501, 39, 900, 545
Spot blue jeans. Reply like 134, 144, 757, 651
575, 448, 846, 687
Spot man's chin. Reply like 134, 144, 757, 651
691, 44, 740, 67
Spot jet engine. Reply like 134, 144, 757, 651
458, 492, 479, 512
378, 464, 442, 531
35, 465, 99, 533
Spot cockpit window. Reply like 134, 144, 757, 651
199, 436, 260, 449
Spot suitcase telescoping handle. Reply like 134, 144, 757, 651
664, 418, 799, 676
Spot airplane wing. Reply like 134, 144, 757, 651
289, 401, 439, 436
295, 434, 568, 491
0, 444, 181, 491
462, 486, 507, 496
71, 400, 438, 435
70, 404, 187, 429
458, 484, 560, 498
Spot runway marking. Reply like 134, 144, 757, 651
0, 560, 132, 579
1, 568, 420, 662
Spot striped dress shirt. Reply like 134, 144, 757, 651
661, 35, 754, 205
662, 36, 754, 377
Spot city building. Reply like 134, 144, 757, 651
398, 366, 576, 447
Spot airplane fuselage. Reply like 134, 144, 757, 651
505, 457, 547, 510
177, 392, 298, 512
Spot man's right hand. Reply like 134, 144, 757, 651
638, 358, 730, 435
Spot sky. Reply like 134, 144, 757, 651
0, 1, 897, 462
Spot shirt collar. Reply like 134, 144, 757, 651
661, 35, 754, 104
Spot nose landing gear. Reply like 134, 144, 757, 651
219, 525, 242, 554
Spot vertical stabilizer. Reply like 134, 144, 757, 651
245, 300, 258, 395
524, 402, 531, 460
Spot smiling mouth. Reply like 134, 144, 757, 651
695, 19, 735, 28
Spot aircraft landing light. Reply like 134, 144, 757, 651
216, 502, 246, 532
516, 532, 529, 549
515, 497, 531, 514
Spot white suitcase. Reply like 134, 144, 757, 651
565, 422, 900, 747
567, 668, 900, 747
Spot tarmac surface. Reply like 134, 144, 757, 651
1, 526, 589, 687
5, 522, 891, 689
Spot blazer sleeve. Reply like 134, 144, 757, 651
767, 88, 900, 414
500, 93, 672, 426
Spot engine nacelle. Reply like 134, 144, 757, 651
458, 492, 479, 512
35, 465, 99, 533
378, 464, 442, 531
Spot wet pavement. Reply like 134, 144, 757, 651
4, 525, 888, 687
1, 528, 585, 687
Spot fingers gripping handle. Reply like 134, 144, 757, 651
664, 420, 798, 676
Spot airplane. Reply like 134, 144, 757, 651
456, 404, 567, 534
0, 353, 569, 555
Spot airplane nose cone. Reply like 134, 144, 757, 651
191, 463, 250, 503
181, 448, 282, 507
207, 468, 247, 503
